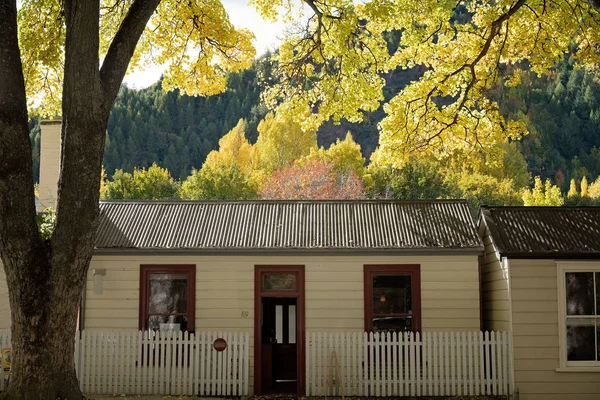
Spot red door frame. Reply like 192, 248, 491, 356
254, 265, 305, 395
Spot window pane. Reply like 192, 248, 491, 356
567, 318, 595, 361
263, 273, 296, 291
148, 315, 188, 332
289, 305, 296, 344
566, 272, 594, 316
275, 305, 283, 343
373, 274, 411, 315
597, 325, 600, 361
596, 273, 600, 316
149, 273, 188, 314
372, 316, 412, 332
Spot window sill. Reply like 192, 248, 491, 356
556, 367, 600, 373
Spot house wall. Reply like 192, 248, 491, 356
84, 254, 481, 394
479, 225, 511, 331
38, 120, 61, 210
0, 254, 480, 393
509, 258, 600, 400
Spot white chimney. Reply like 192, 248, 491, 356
38, 120, 61, 210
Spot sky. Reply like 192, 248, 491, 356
123, 0, 287, 89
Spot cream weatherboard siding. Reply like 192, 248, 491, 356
0, 264, 9, 329
84, 254, 481, 331
479, 226, 511, 331
0, 254, 480, 394
509, 258, 600, 400
38, 120, 61, 210
82, 254, 480, 395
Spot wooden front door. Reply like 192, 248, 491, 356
254, 265, 305, 395
261, 297, 297, 393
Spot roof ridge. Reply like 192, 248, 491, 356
99, 199, 470, 204
482, 205, 600, 210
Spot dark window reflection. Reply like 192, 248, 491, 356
373, 274, 411, 315
149, 274, 187, 314
567, 319, 595, 361
566, 272, 594, 316
147, 273, 188, 332
263, 274, 296, 291
372, 316, 412, 332
148, 315, 188, 332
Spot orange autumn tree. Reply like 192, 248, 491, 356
260, 160, 366, 200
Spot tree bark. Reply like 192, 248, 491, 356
0, 1, 161, 398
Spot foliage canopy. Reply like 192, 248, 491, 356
254, 0, 600, 164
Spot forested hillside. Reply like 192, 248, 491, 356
496, 59, 600, 189
28, 56, 600, 194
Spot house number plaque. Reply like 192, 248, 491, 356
213, 338, 227, 352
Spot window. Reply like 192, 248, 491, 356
140, 265, 195, 332
364, 265, 421, 332
558, 262, 600, 369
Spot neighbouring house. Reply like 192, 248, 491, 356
0, 121, 498, 397
480, 206, 600, 400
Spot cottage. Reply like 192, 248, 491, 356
480, 206, 600, 400
2, 198, 484, 395
0, 120, 500, 396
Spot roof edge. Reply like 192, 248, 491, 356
502, 251, 600, 260
93, 247, 484, 256
479, 208, 508, 254
98, 199, 471, 205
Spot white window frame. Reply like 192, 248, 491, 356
557, 261, 600, 370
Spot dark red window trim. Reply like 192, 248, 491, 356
139, 264, 196, 332
364, 264, 421, 332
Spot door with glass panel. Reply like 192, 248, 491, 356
254, 266, 305, 395
261, 297, 297, 393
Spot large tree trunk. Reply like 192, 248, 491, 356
0, 0, 160, 398
3, 257, 85, 400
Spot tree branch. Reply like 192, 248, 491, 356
100, 0, 161, 108
0, 0, 42, 263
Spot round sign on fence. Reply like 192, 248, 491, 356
213, 338, 227, 352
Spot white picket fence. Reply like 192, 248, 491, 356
0, 329, 250, 396
307, 331, 513, 397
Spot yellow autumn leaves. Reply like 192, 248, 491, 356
178, 114, 365, 199
18, 0, 600, 164
18, 0, 255, 115
255, 0, 600, 166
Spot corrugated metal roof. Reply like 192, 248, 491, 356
480, 207, 600, 258
95, 200, 482, 253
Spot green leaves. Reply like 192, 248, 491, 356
102, 163, 179, 200
36, 207, 55, 240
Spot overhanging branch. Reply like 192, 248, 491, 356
100, 0, 161, 107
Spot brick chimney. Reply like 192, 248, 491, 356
38, 120, 61, 210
